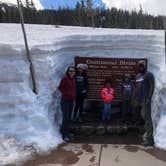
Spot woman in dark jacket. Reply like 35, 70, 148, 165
73, 64, 88, 122
58, 66, 76, 141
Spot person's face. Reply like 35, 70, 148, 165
78, 68, 83, 74
68, 68, 75, 78
106, 83, 111, 88
138, 64, 145, 73
125, 77, 129, 82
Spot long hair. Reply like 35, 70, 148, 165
66, 66, 75, 77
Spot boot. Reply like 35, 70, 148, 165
142, 139, 154, 147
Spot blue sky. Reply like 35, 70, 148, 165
40, 0, 103, 9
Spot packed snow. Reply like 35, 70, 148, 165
0, 23, 165, 165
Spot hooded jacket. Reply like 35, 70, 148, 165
58, 75, 76, 100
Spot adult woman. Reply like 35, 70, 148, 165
73, 64, 88, 122
58, 66, 76, 141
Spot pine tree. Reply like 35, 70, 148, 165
86, 0, 95, 27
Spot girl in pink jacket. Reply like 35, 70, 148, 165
101, 80, 115, 121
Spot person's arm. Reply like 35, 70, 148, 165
147, 72, 155, 99
131, 80, 136, 101
58, 77, 66, 94
85, 76, 88, 91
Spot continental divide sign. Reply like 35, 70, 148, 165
75, 56, 148, 101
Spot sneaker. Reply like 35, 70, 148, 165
141, 140, 154, 147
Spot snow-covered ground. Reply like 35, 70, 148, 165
0, 23, 165, 165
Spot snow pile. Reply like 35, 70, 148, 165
0, 137, 37, 165
0, 24, 166, 164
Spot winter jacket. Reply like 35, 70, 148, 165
75, 75, 88, 97
101, 87, 115, 102
134, 72, 155, 103
58, 75, 76, 100
121, 82, 133, 100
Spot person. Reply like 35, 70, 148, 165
101, 80, 115, 121
58, 66, 76, 142
73, 63, 88, 122
132, 60, 155, 146
120, 74, 133, 120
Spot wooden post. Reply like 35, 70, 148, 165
163, 18, 166, 66
165, 21, 166, 66
17, 0, 37, 94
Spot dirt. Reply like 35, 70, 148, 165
22, 144, 82, 166
81, 144, 94, 153
123, 145, 166, 163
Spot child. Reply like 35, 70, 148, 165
120, 74, 133, 120
101, 80, 115, 121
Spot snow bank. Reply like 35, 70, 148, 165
0, 23, 165, 164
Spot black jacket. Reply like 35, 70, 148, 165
75, 74, 88, 97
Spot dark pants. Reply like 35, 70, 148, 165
122, 100, 131, 118
74, 95, 84, 119
132, 100, 153, 142
60, 99, 73, 138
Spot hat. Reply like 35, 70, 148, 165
137, 60, 146, 67
76, 63, 88, 70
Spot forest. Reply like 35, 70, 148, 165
0, 0, 166, 29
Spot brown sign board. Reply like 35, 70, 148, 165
75, 56, 148, 101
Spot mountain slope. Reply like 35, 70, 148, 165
0, 0, 43, 10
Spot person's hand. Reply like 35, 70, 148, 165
81, 90, 87, 94
52, 90, 58, 98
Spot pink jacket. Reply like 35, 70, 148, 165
101, 87, 115, 102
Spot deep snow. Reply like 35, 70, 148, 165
0, 23, 165, 165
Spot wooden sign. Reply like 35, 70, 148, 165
75, 56, 148, 101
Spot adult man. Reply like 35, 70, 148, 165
132, 60, 155, 146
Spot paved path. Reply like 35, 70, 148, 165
23, 144, 166, 166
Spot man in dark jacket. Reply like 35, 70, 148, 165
132, 60, 155, 146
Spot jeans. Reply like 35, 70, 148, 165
60, 99, 73, 138
102, 102, 111, 121
122, 100, 131, 118
132, 100, 153, 142
74, 95, 84, 119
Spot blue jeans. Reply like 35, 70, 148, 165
102, 102, 111, 121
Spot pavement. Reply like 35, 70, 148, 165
23, 143, 166, 166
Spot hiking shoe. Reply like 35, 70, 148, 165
142, 141, 154, 147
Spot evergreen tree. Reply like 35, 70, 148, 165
0, 2, 166, 30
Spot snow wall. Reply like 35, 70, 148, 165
0, 24, 166, 165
